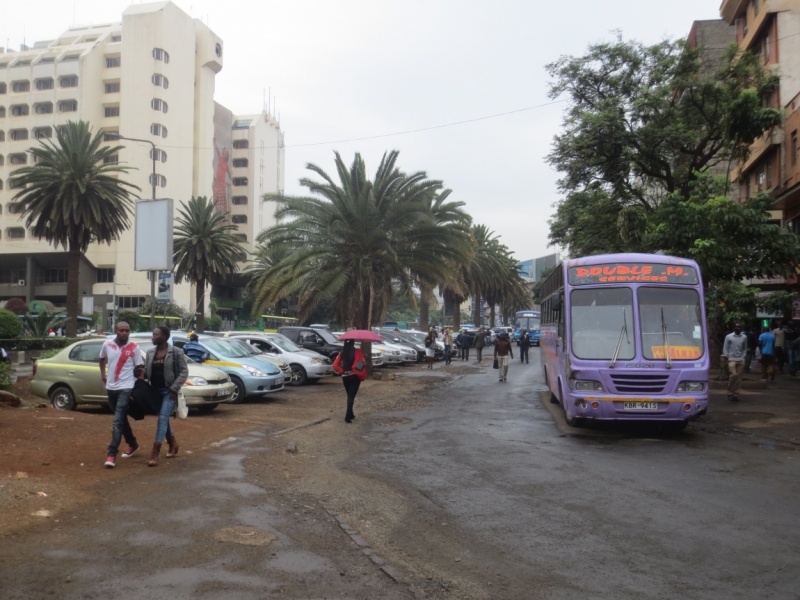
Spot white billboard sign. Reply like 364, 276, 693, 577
135, 199, 174, 271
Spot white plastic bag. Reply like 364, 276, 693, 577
176, 392, 189, 420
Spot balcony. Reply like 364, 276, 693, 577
732, 126, 784, 182
722, 0, 784, 52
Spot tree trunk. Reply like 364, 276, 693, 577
364, 276, 374, 376
472, 294, 481, 326
453, 294, 462, 331
489, 303, 496, 328
66, 242, 81, 338
419, 299, 429, 332
195, 276, 206, 333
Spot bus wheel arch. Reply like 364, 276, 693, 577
560, 380, 584, 427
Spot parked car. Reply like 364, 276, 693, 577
371, 331, 419, 363
400, 330, 445, 360
226, 333, 334, 386
30, 339, 235, 413
379, 329, 426, 362
171, 335, 285, 403
278, 326, 344, 360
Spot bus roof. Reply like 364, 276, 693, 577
564, 253, 699, 269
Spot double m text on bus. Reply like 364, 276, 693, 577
540, 254, 708, 429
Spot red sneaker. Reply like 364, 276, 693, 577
121, 444, 139, 458
104, 456, 116, 468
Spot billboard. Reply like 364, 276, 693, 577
212, 102, 233, 212
157, 272, 173, 303
134, 199, 174, 271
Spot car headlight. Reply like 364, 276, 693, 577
677, 382, 705, 392
574, 380, 604, 391
309, 358, 325, 365
185, 376, 208, 386
242, 364, 268, 377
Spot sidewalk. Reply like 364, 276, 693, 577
702, 371, 800, 445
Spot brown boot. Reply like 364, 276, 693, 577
166, 435, 179, 458
148, 443, 162, 467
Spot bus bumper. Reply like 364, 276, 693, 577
569, 395, 708, 421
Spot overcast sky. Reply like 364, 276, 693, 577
4, 0, 723, 262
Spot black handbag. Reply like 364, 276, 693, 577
493, 358, 499, 369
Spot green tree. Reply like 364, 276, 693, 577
173, 196, 245, 332
23, 312, 64, 338
0, 309, 23, 338
11, 121, 138, 336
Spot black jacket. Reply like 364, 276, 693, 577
128, 379, 162, 420
519, 333, 531, 349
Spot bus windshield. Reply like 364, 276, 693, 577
515, 317, 541, 331
639, 287, 704, 360
570, 287, 635, 360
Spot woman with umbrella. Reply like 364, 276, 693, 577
333, 331, 374, 423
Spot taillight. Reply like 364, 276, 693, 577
684, 403, 692, 412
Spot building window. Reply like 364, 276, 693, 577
766, 160, 773, 189
233, 119, 252, 129
0, 269, 27, 284
105, 56, 121, 68
0, 132, 5, 142
233, 140, 249, 149
7, 202, 24, 213
232, 158, 248, 168
8, 177, 25, 189
118, 296, 147, 309
10, 105, 29, 117
756, 166, 765, 192
103, 155, 119, 165
151, 98, 168, 113
0, 155, 3, 166
0, 107, 4, 118
151, 73, 169, 89
39, 57, 56, 64
232, 177, 248, 186
150, 148, 167, 163
35, 78, 54, 91
152, 48, 170, 63
96, 267, 115, 283
150, 123, 168, 138
232, 214, 248, 224
149, 173, 167, 187
111, 35, 122, 43
10, 129, 28, 141
231, 196, 248, 205
6, 228, 25, 240
9, 154, 26, 165
59, 100, 78, 113
34, 127, 52, 139
61, 55, 80, 62
34, 102, 53, 115
60, 76, 78, 88
41, 267, 68, 283
792, 131, 798, 167
12, 81, 30, 93
234, 233, 247, 242
0, 83, 6, 94
104, 82, 120, 93
215, 43, 222, 58
104, 106, 120, 117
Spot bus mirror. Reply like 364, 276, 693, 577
552, 292, 562, 313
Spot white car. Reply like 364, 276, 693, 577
227, 333, 334, 386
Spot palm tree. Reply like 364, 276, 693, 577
173, 196, 245, 332
24, 312, 65, 338
11, 121, 138, 337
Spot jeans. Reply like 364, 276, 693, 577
444, 345, 452, 364
155, 388, 175, 444
727, 359, 745, 396
497, 355, 510, 380
775, 347, 785, 372
107, 388, 136, 457
342, 375, 360, 418
476, 347, 484, 362
520, 346, 529, 363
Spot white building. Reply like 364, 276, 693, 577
0, 1, 283, 327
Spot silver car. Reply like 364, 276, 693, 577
229, 333, 334, 386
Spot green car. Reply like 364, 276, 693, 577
30, 339, 236, 413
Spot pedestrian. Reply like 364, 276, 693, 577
442, 327, 453, 365
144, 325, 188, 467
773, 322, 786, 374
0, 347, 8, 363
332, 340, 367, 423
460, 329, 473, 361
722, 322, 747, 402
100, 321, 143, 468
424, 328, 436, 369
758, 325, 777, 382
494, 332, 514, 382
182, 333, 207, 363
744, 327, 758, 374
786, 324, 798, 377
519, 329, 531, 364
473, 328, 486, 363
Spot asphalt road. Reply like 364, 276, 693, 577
347, 348, 800, 599
1, 348, 798, 600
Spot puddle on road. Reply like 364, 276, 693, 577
751, 442, 798, 452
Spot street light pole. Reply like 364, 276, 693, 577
110, 134, 158, 330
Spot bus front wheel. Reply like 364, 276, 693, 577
561, 383, 584, 427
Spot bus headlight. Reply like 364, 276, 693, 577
677, 382, 705, 392
574, 380, 604, 391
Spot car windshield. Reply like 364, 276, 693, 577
315, 329, 339, 344
639, 287, 704, 360
202, 338, 252, 359
267, 335, 302, 352
570, 287, 635, 360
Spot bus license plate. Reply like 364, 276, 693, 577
624, 402, 658, 410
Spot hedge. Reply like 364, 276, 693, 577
0, 310, 23, 338
0, 337, 103, 351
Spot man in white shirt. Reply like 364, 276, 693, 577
722, 322, 748, 402
99, 322, 143, 468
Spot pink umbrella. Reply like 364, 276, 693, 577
337, 330, 384, 343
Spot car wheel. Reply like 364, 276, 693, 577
307, 378, 321, 385
229, 377, 247, 404
290, 365, 307, 386
50, 386, 77, 411
196, 403, 219, 413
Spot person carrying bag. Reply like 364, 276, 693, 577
333, 340, 367, 423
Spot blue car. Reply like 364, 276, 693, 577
172, 335, 284, 404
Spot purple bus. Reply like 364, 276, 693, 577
540, 253, 708, 429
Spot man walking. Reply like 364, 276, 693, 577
99, 322, 143, 468
519, 329, 531, 364
773, 322, 786, 374
758, 325, 777, 382
460, 329, 473, 361
722, 323, 747, 402
442, 327, 453, 365
474, 328, 487, 363
494, 332, 514, 382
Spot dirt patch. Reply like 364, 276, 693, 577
370, 416, 413, 426
214, 526, 277, 546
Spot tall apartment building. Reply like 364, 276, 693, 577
720, 0, 800, 301
0, 1, 283, 326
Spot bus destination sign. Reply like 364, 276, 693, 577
568, 263, 699, 286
